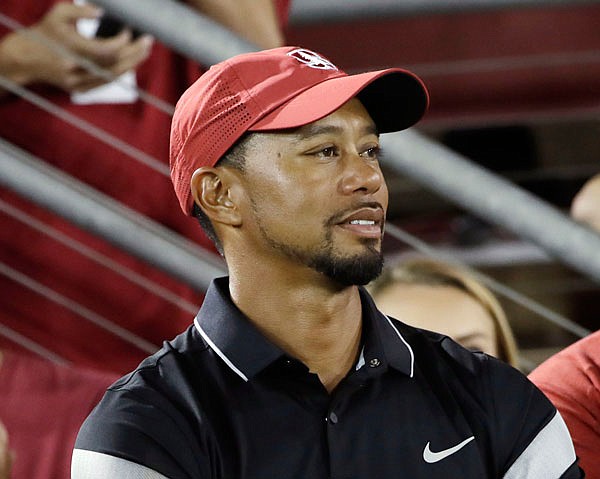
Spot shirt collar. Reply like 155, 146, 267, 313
194, 277, 285, 381
195, 277, 415, 381
357, 286, 415, 377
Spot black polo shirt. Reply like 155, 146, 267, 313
73, 277, 582, 478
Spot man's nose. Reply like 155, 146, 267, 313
338, 153, 384, 196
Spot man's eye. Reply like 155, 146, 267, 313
361, 146, 381, 159
317, 147, 337, 157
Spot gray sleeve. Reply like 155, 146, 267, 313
501, 411, 578, 479
71, 449, 171, 479
439, 338, 583, 478
481, 356, 582, 479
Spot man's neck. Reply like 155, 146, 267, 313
228, 267, 364, 393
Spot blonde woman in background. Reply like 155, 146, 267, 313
368, 257, 520, 368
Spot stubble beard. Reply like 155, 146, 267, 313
252, 200, 384, 286
308, 236, 384, 286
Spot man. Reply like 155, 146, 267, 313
72, 46, 583, 478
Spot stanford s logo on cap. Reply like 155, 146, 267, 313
287, 48, 338, 71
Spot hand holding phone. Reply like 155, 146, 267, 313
95, 14, 142, 39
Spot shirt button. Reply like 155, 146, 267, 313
369, 358, 381, 368
329, 412, 338, 424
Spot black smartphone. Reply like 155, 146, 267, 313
95, 14, 142, 39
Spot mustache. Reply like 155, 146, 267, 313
325, 201, 386, 227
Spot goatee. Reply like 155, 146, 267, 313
308, 240, 383, 286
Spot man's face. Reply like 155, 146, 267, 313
235, 98, 388, 286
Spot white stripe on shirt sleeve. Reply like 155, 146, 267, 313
72, 449, 170, 479
503, 411, 577, 479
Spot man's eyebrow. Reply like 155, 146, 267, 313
291, 123, 379, 140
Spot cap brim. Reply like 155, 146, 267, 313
249, 68, 429, 133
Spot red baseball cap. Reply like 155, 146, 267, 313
170, 46, 429, 215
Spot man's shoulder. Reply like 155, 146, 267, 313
108, 324, 210, 395
387, 316, 531, 405
74, 326, 213, 478
78, 323, 213, 427
387, 318, 585, 477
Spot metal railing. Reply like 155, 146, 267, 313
385, 130, 600, 283
0, 139, 227, 292
91, 0, 257, 64
289, 0, 600, 23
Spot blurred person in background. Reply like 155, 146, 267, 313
0, 2, 154, 99
529, 332, 600, 476
368, 257, 520, 368
0, 348, 119, 478
0, 0, 290, 373
570, 173, 600, 232
529, 172, 600, 476
0, 419, 12, 479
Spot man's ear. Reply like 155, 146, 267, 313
191, 167, 242, 226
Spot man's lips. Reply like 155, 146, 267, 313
336, 207, 385, 238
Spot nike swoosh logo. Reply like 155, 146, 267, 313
422, 436, 475, 464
